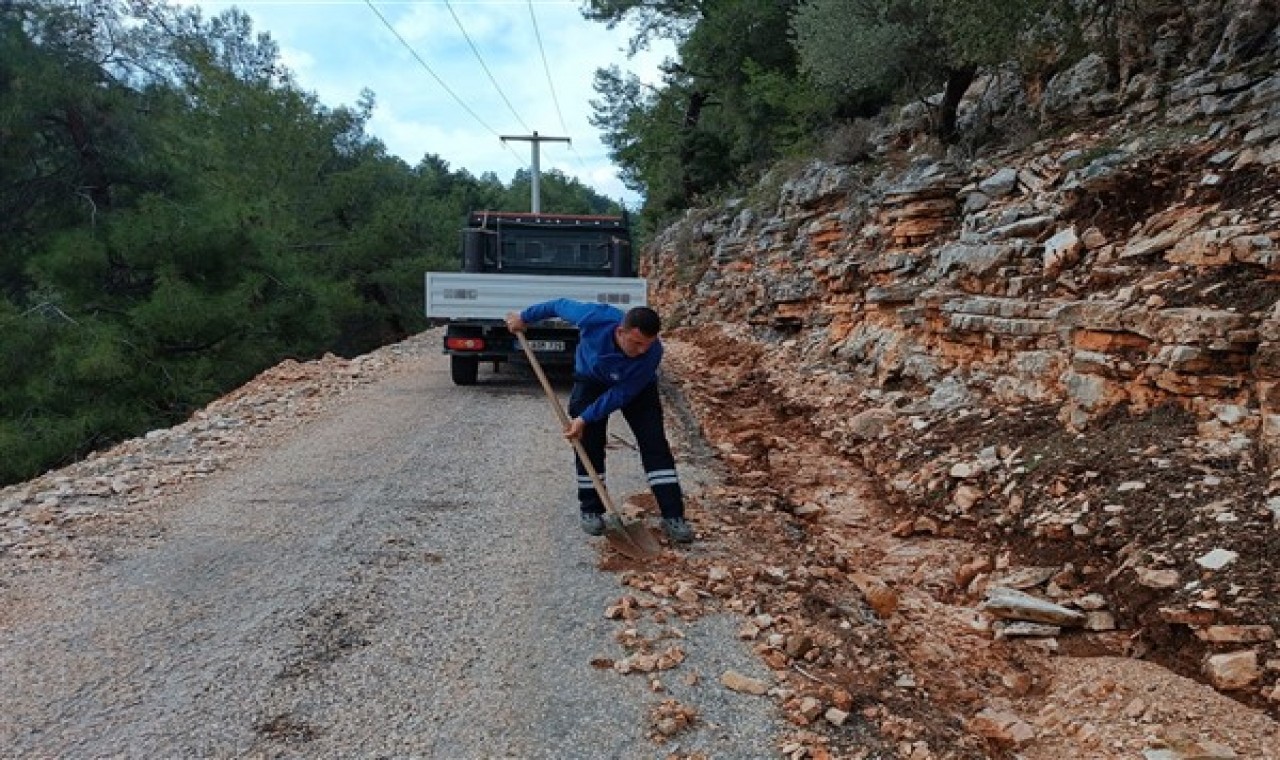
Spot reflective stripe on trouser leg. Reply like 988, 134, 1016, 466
622, 381, 685, 520
576, 472, 605, 514
646, 469, 684, 520
569, 379, 609, 514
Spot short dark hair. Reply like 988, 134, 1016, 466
623, 306, 661, 337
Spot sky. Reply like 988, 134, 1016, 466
178, 1, 676, 207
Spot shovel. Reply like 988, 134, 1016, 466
516, 331, 661, 559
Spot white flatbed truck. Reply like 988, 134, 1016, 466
424, 211, 647, 385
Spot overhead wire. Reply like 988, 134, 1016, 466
444, 0, 531, 134
525, 1, 569, 142
526, 0, 593, 180
362, 0, 525, 165
364, 0, 606, 195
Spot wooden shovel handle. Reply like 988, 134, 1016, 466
516, 332, 621, 517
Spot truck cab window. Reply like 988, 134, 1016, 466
551, 242, 575, 266
579, 243, 606, 267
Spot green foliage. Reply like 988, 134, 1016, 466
589, 0, 1128, 216
590, 0, 1110, 221
504, 169, 622, 215
793, 0, 1059, 89
793, 0, 934, 93
0, 0, 619, 486
582, 0, 704, 51
792, 0, 1072, 140
591, 0, 851, 224
590, 65, 682, 206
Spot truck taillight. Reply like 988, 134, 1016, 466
446, 337, 485, 351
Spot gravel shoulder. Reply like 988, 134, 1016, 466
0, 332, 785, 758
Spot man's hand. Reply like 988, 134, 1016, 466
563, 417, 586, 441
505, 312, 526, 333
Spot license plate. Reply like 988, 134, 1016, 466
526, 340, 565, 352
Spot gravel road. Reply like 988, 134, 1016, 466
1, 339, 784, 758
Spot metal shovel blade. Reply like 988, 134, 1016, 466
602, 513, 662, 559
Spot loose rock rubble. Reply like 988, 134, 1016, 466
0, 335, 436, 587
575, 332, 1278, 758
649, 698, 700, 743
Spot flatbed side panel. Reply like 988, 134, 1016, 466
425, 273, 649, 320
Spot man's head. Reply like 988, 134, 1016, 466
615, 306, 661, 358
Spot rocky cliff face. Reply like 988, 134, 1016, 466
647, 0, 1280, 710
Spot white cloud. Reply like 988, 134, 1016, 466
276, 44, 315, 78
369, 102, 524, 174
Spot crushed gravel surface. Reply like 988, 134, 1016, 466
0, 331, 786, 758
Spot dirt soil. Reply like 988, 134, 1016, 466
638, 326, 1280, 759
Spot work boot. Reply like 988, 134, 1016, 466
580, 511, 605, 536
661, 516, 694, 544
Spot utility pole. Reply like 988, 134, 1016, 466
500, 130, 570, 214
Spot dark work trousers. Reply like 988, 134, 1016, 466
567, 377, 684, 519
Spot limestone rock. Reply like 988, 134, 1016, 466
981, 587, 1086, 627
968, 707, 1037, 747
1203, 650, 1260, 690
720, 670, 769, 696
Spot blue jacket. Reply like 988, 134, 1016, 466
520, 299, 662, 423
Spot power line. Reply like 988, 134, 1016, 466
363, 1, 607, 197
445, 0, 530, 134
525, 0, 592, 179
362, 0, 524, 164
526, 0, 568, 140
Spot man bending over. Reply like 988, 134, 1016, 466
506, 300, 694, 543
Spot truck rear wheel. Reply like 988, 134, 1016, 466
450, 355, 479, 385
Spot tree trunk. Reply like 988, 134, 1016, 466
938, 65, 977, 143
678, 90, 707, 204
63, 105, 112, 212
